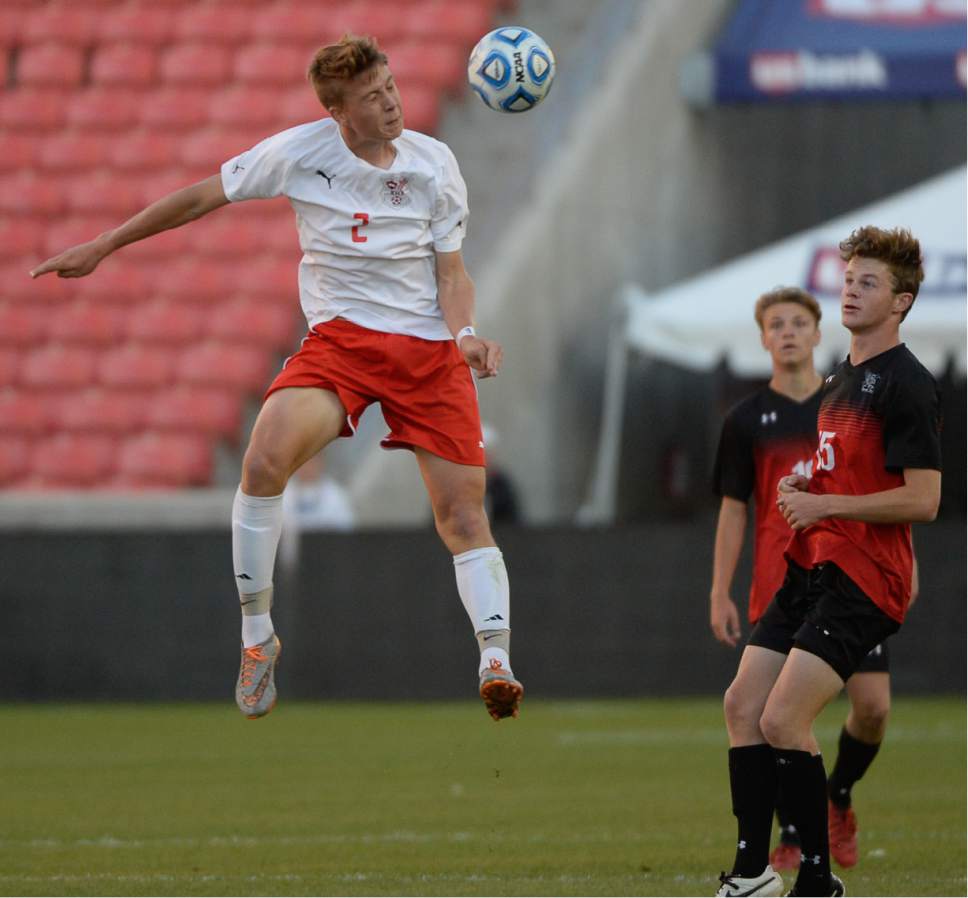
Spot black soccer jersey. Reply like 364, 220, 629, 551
713, 386, 822, 622
787, 344, 942, 622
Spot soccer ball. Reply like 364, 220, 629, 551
467, 27, 556, 113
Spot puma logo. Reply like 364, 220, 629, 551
315, 169, 334, 188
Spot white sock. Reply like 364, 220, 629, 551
480, 646, 512, 677
241, 612, 274, 648
454, 546, 511, 669
232, 487, 284, 646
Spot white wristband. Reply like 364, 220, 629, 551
456, 325, 476, 345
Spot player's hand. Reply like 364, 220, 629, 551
30, 237, 109, 279
777, 489, 828, 530
710, 594, 742, 647
777, 474, 809, 494
460, 335, 503, 378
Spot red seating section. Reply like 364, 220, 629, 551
1, 0, 507, 489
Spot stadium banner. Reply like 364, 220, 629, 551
682, 0, 967, 104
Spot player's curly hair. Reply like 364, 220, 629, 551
839, 225, 924, 320
754, 286, 821, 330
308, 34, 388, 110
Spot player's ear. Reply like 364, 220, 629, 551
893, 292, 914, 317
759, 328, 769, 351
811, 327, 821, 348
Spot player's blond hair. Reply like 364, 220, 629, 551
839, 225, 924, 320
308, 34, 387, 110
754, 286, 821, 330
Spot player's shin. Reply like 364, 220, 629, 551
727, 744, 778, 876
232, 487, 284, 647
453, 545, 511, 673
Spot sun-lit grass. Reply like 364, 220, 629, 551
1, 697, 964, 896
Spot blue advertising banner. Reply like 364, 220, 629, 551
685, 0, 966, 103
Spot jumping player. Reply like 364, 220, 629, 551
710, 287, 909, 875
714, 227, 941, 897
30, 35, 523, 724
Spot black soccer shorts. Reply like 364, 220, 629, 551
749, 561, 900, 682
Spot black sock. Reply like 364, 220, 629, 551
776, 789, 800, 845
775, 749, 831, 890
827, 726, 881, 809
728, 744, 777, 876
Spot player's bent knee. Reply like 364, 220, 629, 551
242, 445, 292, 495
758, 707, 799, 748
851, 701, 890, 740
723, 680, 765, 740
433, 500, 489, 545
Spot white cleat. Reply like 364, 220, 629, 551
716, 865, 784, 896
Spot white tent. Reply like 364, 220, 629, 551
625, 166, 967, 377
578, 167, 966, 524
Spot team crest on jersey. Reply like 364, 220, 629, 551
382, 177, 411, 207
861, 371, 881, 394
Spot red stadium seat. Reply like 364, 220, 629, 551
0, 89, 69, 131
208, 87, 290, 129
67, 88, 143, 131
0, 218, 46, 260
0, 388, 54, 435
96, 8, 174, 46
177, 340, 274, 392
90, 43, 158, 87
16, 43, 85, 88
120, 225, 194, 262
0, 174, 68, 217
31, 433, 118, 486
21, 344, 98, 390
57, 386, 150, 434
64, 172, 145, 216
158, 44, 233, 86
144, 385, 244, 438
388, 42, 466, 91
0, 134, 39, 172
234, 257, 296, 299
279, 87, 327, 125
49, 301, 127, 346
0, 10, 26, 49
108, 131, 180, 171
42, 216, 116, 258
177, 128, 265, 170
139, 88, 212, 130
153, 259, 234, 304
0, 347, 21, 386
338, 3, 404, 44
399, 85, 440, 134
0, 263, 76, 306
39, 134, 111, 172
190, 216, 266, 258
207, 297, 297, 350
21, 8, 99, 47
233, 44, 313, 85
72, 261, 153, 306
249, 5, 337, 44
0, 435, 31, 485
173, 6, 255, 44
126, 299, 204, 344
97, 343, 175, 389
402, 2, 493, 43
0, 301, 49, 346
117, 431, 212, 486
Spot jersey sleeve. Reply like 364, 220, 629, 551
430, 144, 468, 252
220, 132, 292, 202
882, 372, 943, 472
713, 407, 754, 502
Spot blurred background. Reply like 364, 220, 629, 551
1, 0, 964, 702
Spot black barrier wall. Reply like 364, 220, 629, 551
3, 518, 964, 701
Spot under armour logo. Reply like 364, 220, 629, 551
737, 840, 747, 849
236, 573, 253, 580
760, 411, 778, 425
803, 853, 821, 866
315, 169, 334, 188
484, 613, 504, 622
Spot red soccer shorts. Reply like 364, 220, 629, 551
265, 317, 486, 467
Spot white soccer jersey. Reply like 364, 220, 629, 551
220, 117, 468, 341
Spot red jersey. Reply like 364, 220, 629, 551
786, 345, 942, 623
713, 386, 822, 623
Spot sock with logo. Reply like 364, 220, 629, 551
827, 725, 881, 809
454, 546, 512, 674
775, 749, 831, 892
232, 487, 284, 648
776, 797, 801, 846
727, 744, 777, 877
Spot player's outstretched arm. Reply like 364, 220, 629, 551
30, 174, 230, 280
709, 496, 747, 647
436, 248, 502, 378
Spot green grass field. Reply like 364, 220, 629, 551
2, 697, 964, 897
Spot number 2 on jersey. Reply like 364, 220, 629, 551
352, 212, 369, 243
